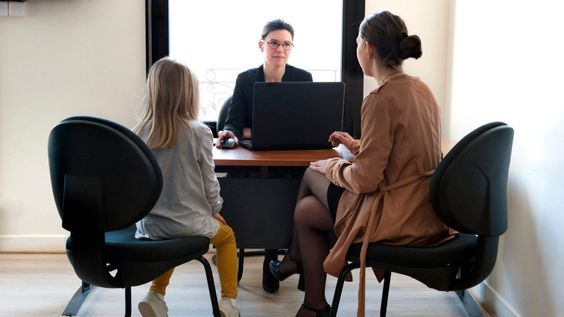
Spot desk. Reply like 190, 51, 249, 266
213, 146, 341, 167
213, 144, 340, 249
213, 145, 340, 282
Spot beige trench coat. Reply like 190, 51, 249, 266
323, 73, 455, 316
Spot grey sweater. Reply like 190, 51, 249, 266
135, 120, 222, 239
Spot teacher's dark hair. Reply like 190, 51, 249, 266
261, 19, 295, 40
360, 11, 422, 66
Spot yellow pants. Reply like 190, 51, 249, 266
150, 219, 238, 299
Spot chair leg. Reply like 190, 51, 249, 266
330, 262, 360, 317
237, 248, 245, 282
124, 287, 132, 317
380, 271, 392, 317
62, 281, 94, 316
197, 256, 221, 317
297, 272, 305, 291
456, 290, 485, 317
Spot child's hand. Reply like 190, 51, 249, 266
213, 213, 227, 225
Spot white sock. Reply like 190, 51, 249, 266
150, 290, 165, 301
222, 297, 237, 305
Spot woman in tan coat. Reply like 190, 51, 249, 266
269, 11, 454, 317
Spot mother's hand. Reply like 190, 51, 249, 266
309, 158, 331, 174
329, 131, 360, 155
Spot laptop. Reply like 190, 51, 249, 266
239, 82, 345, 150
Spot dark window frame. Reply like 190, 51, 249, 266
145, 0, 364, 137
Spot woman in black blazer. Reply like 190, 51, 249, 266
216, 19, 312, 293
217, 19, 312, 143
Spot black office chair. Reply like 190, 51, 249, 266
217, 95, 232, 133
48, 116, 220, 317
330, 122, 514, 317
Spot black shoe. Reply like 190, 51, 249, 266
269, 260, 301, 281
270, 259, 305, 291
263, 255, 280, 293
296, 304, 331, 317
262, 271, 280, 293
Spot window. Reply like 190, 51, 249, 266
146, 0, 364, 136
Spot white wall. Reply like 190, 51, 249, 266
0, 0, 145, 251
450, 1, 564, 316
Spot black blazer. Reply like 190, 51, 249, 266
223, 64, 313, 139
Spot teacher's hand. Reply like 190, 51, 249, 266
216, 130, 239, 148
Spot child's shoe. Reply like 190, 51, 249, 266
219, 297, 240, 317
138, 290, 169, 317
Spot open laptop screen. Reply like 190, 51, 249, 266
240, 82, 344, 150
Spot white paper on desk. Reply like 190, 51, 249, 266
336, 144, 355, 161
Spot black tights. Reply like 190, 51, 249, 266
285, 168, 334, 315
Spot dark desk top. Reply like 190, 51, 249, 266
212, 139, 455, 167
212, 141, 341, 167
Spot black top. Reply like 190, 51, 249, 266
223, 64, 313, 139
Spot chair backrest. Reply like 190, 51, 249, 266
48, 116, 162, 232
428, 122, 514, 289
429, 122, 513, 236
48, 116, 163, 287
216, 96, 232, 132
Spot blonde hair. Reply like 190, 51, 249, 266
134, 57, 199, 149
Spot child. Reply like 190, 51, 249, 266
134, 57, 240, 317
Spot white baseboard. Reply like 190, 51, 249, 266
470, 282, 521, 317
0, 235, 67, 253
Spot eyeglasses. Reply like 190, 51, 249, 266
263, 39, 294, 51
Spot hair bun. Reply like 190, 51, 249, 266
399, 35, 422, 60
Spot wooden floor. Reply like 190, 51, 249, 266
0, 253, 476, 317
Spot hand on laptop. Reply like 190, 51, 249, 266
216, 130, 239, 149
329, 131, 360, 156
